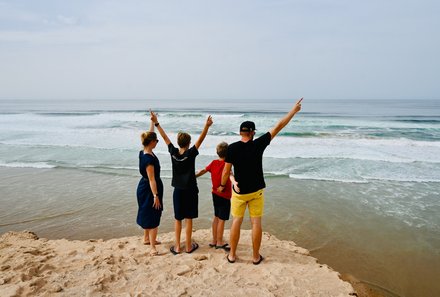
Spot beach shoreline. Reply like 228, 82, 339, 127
0, 229, 366, 297
2, 167, 439, 296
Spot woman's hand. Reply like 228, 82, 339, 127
152, 195, 161, 210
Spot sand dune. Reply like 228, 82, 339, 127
0, 229, 356, 296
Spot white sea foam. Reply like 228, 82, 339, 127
1, 108, 440, 184
289, 174, 440, 184
288, 174, 369, 184
0, 161, 56, 169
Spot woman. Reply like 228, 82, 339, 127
136, 119, 163, 256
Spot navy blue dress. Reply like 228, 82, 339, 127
136, 151, 164, 229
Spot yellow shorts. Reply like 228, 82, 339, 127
231, 189, 264, 218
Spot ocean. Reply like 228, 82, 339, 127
1, 99, 439, 297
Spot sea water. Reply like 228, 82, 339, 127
0, 99, 439, 297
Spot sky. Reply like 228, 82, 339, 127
0, 0, 439, 100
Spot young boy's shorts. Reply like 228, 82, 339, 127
173, 186, 199, 220
231, 189, 264, 218
212, 193, 231, 221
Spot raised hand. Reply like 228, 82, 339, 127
150, 109, 158, 123
206, 115, 213, 127
293, 97, 303, 114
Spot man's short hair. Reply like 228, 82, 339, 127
216, 142, 228, 158
177, 132, 191, 148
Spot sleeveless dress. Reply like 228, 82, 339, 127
136, 151, 164, 229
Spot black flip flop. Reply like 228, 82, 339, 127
186, 242, 199, 254
226, 254, 236, 263
215, 243, 231, 252
252, 254, 264, 265
170, 246, 181, 255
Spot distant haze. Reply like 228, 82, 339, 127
0, 0, 439, 100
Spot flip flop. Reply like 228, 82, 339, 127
186, 242, 199, 254
252, 254, 264, 265
226, 254, 236, 263
208, 243, 216, 248
215, 243, 231, 252
170, 246, 181, 255
144, 240, 162, 245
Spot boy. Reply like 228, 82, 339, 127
150, 110, 213, 254
196, 142, 236, 251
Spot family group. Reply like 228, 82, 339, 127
136, 98, 302, 264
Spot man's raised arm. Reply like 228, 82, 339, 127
269, 98, 303, 140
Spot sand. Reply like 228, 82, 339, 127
0, 229, 357, 297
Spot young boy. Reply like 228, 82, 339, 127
150, 110, 213, 254
196, 142, 236, 251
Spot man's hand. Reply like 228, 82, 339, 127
293, 98, 303, 114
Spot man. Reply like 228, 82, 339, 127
218, 98, 303, 264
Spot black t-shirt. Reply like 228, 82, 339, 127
168, 143, 199, 189
225, 132, 271, 194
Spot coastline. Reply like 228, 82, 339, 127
0, 229, 358, 297
1, 167, 439, 296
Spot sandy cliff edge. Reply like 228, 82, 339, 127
0, 229, 357, 297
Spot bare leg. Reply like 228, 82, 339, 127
211, 216, 219, 245
216, 218, 226, 245
143, 229, 149, 244
174, 220, 182, 253
228, 216, 243, 261
149, 227, 158, 254
250, 217, 262, 261
185, 218, 193, 252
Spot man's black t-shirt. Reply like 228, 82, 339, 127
168, 143, 199, 189
225, 132, 271, 194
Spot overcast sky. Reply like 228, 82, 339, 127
0, 0, 439, 100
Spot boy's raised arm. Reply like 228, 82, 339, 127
150, 110, 171, 146
269, 98, 303, 140
194, 115, 213, 150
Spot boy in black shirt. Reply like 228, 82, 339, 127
151, 110, 213, 254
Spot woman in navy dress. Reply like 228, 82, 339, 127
136, 122, 163, 256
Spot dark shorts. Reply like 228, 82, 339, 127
212, 193, 231, 221
173, 186, 199, 220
